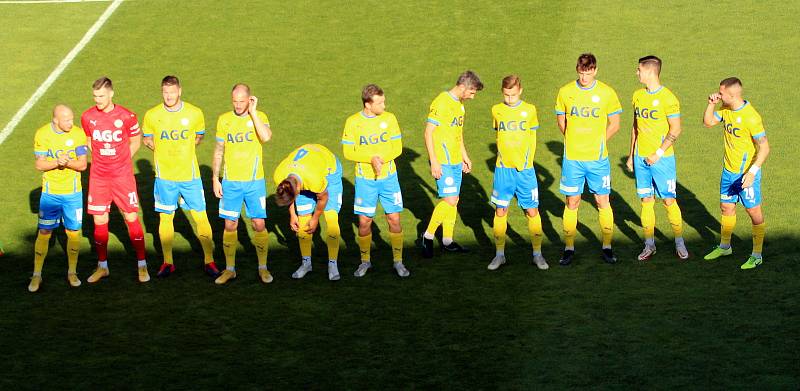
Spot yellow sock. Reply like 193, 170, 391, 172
493, 213, 508, 252
190, 210, 214, 264
720, 214, 736, 247
664, 201, 684, 239
357, 233, 372, 262
324, 210, 340, 261
442, 203, 457, 241
425, 201, 450, 236
641, 201, 656, 241
65, 229, 81, 274
297, 214, 313, 259
599, 206, 614, 248
752, 222, 765, 255
222, 230, 237, 269
33, 231, 51, 274
390, 231, 403, 262
528, 212, 543, 253
159, 213, 175, 264
563, 207, 578, 248
253, 229, 269, 267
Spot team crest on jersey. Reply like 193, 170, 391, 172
247, 120, 254, 127
591, 95, 600, 103
521, 111, 528, 117
379, 122, 388, 129
652, 99, 660, 107
736, 117, 742, 123
181, 118, 189, 126
114, 119, 123, 128
65, 139, 74, 147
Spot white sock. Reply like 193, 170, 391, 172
495, 250, 504, 257
565, 246, 575, 251
226, 266, 235, 272
751, 252, 762, 259
645, 238, 655, 247
328, 260, 337, 265
302, 256, 311, 264
258, 265, 268, 270
98, 260, 108, 269
719, 243, 731, 250
32, 272, 41, 277
423, 232, 435, 240
137, 260, 147, 267
532, 251, 541, 257
442, 237, 453, 246
675, 237, 685, 247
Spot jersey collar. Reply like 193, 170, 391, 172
50, 122, 65, 134
360, 110, 376, 119
446, 91, 460, 102
575, 80, 597, 90
504, 100, 523, 108
164, 101, 184, 113
733, 100, 749, 111
646, 85, 663, 94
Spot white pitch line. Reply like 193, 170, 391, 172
0, 0, 123, 145
0, 0, 111, 4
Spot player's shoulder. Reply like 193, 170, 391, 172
596, 80, 618, 94
217, 110, 235, 122
431, 91, 450, 105
379, 111, 398, 121
114, 104, 137, 117
521, 100, 537, 112
345, 111, 363, 124
661, 86, 679, 101
491, 102, 506, 113
632, 88, 647, 100
144, 103, 163, 117
81, 106, 97, 119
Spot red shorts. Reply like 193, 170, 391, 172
87, 174, 140, 214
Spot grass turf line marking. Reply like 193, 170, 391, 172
0, 0, 111, 4
0, 0, 122, 145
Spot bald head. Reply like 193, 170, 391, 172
52, 104, 74, 132
231, 83, 252, 115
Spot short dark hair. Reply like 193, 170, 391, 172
361, 84, 384, 105
638, 55, 662, 75
576, 53, 597, 71
92, 77, 113, 91
275, 178, 297, 207
501, 75, 521, 90
720, 77, 742, 88
456, 70, 484, 91
161, 75, 180, 87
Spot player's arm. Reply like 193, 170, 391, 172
742, 134, 770, 188
555, 90, 567, 135
35, 154, 60, 172
703, 93, 722, 127
626, 117, 638, 172
606, 113, 620, 140
129, 134, 142, 156
288, 200, 299, 232
212, 140, 225, 198
142, 135, 155, 150
306, 190, 329, 234
556, 115, 567, 135
459, 134, 472, 174
647, 116, 683, 165
195, 133, 204, 145
248, 97, 272, 143
423, 121, 441, 179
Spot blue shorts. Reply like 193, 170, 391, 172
559, 157, 611, 196
491, 166, 540, 210
720, 168, 762, 208
219, 179, 267, 220
634, 155, 677, 199
38, 192, 83, 231
436, 163, 463, 198
354, 173, 403, 217
295, 159, 343, 216
154, 178, 206, 214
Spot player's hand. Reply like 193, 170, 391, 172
305, 216, 320, 234
212, 178, 223, 198
462, 157, 472, 174
289, 214, 299, 232
741, 172, 755, 188
57, 155, 70, 168
625, 156, 634, 172
430, 160, 442, 179
248, 96, 258, 115
371, 156, 383, 177
708, 92, 721, 104
645, 153, 660, 166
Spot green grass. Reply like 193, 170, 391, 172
1, 1, 798, 389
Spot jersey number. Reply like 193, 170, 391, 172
602, 175, 611, 189
128, 192, 139, 206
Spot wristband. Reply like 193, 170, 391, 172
748, 165, 760, 175
655, 148, 664, 157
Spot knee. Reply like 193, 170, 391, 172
525, 208, 538, 218
251, 219, 266, 232
224, 219, 238, 231
662, 198, 675, 206
495, 208, 508, 217
445, 196, 459, 206
39, 228, 52, 236
386, 213, 402, 231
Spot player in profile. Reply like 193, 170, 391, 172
555, 53, 622, 265
342, 84, 409, 277
702, 77, 770, 269
81, 77, 149, 283
626, 56, 689, 261
142, 75, 219, 278
29, 104, 88, 292
274, 144, 343, 280
421, 71, 483, 258
487, 75, 548, 271
212, 83, 273, 284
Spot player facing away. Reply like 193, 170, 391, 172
212, 83, 273, 284
274, 144, 344, 280
702, 77, 770, 269
626, 56, 689, 261
488, 75, 548, 271
555, 53, 622, 265
421, 71, 484, 257
29, 105, 88, 292
81, 77, 149, 283
142, 76, 219, 278
342, 84, 409, 277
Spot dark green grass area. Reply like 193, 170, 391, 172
1, 0, 799, 389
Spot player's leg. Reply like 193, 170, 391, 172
180, 179, 216, 272
706, 170, 738, 260
634, 156, 657, 260
154, 178, 178, 277
353, 176, 378, 276
113, 174, 148, 282
216, 180, 244, 284
558, 158, 585, 265
440, 165, 467, 252
422, 164, 464, 256
30, 193, 60, 291
379, 175, 409, 277
245, 181, 271, 284
518, 167, 547, 270
588, 159, 615, 264
489, 167, 514, 270
292, 192, 316, 279
324, 169, 343, 281
652, 155, 687, 259
740, 171, 764, 269
61, 192, 83, 287
86, 176, 111, 283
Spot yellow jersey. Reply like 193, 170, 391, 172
426, 91, 465, 165
273, 144, 337, 193
632, 86, 680, 158
215, 110, 269, 181
341, 111, 402, 179
492, 100, 539, 170
142, 101, 205, 181
555, 80, 622, 161
33, 123, 87, 195
714, 100, 765, 173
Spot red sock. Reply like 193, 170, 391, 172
94, 222, 109, 261
126, 218, 146, 260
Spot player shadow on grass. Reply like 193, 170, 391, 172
615, 157, 720, 244
396, 147, 437, 241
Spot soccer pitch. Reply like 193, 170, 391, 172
1, 0, 798, 389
